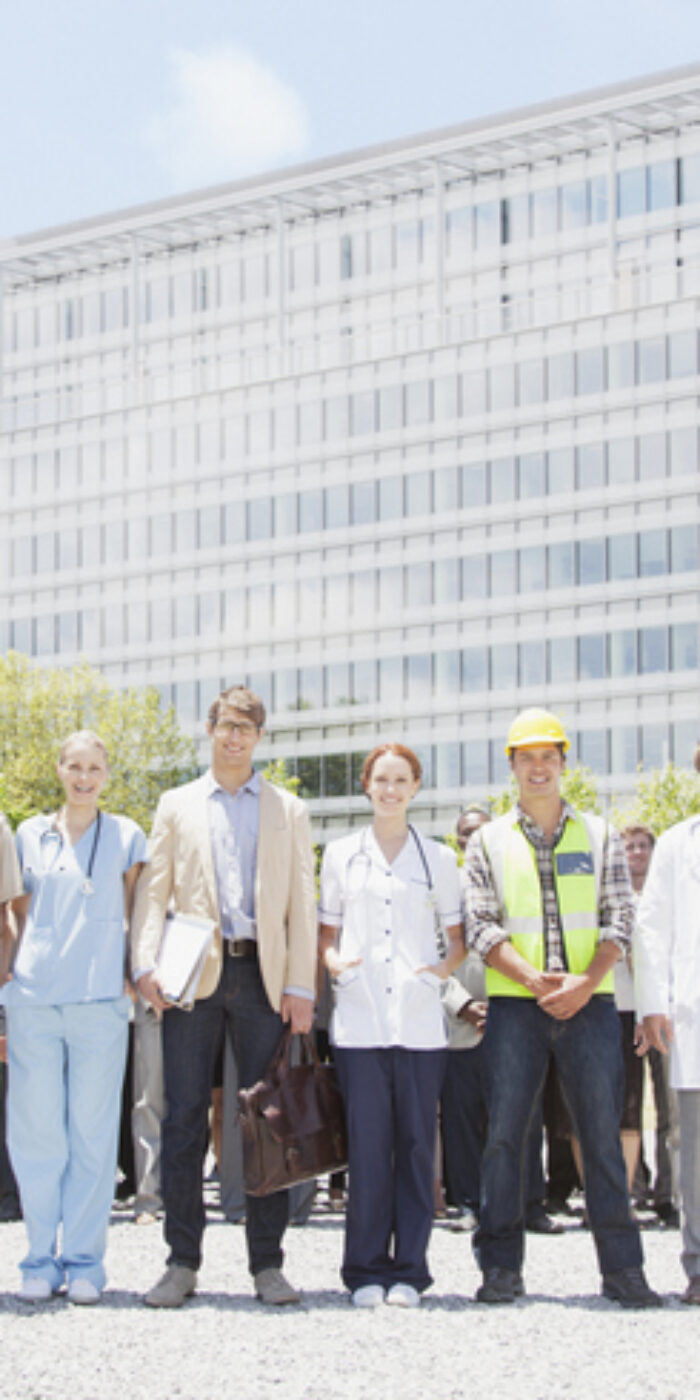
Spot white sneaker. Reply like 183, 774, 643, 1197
386, 1283, 420, 1308
68, 1277, 101, 1305
20, 1276, 53, 1302
352, 1284, 385, 1308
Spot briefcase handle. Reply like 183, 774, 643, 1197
268, 1026, 321, 1082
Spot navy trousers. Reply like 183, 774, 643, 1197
334, 1046, 448, 1294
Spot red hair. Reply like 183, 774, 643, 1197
361, 743, 422, 791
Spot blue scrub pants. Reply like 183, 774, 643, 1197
7, 998, 129, 1291
335, 1046, 448, 1294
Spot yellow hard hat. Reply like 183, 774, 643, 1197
505, 707, 570, 755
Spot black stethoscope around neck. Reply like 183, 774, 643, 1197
40, 810, 102, 896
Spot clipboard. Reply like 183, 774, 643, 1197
155, 912, 216, 1009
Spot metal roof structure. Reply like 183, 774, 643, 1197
2, 62, 700, 288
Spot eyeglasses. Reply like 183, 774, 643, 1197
214, 720, 259, 738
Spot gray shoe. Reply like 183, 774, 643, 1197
144, 1264, 197, 1308
254, 1267, 301, 1305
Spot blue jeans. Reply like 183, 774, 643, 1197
476, 996, 643, 1277
161, 955, 288, 1276
7, 998, 129, 1291
441, 1043, 545, 1215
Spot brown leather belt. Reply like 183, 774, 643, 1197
225, 938, 258, 959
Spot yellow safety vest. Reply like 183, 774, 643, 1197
481, 809, 614, 999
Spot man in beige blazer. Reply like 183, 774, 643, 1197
132, 685, 317, 1308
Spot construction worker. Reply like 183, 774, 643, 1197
463, 708, 660, 1308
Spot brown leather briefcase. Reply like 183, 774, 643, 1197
238, 1029, 348, 1197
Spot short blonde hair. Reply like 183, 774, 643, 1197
58, 730, 109, 766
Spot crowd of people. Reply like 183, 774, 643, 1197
0, 689, 697, 1313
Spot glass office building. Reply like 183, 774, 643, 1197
1, 64, 699, 836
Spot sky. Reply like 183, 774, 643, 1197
1, 0, 700, 239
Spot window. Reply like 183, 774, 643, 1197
404, 381, 431, 428
519, 452, 545, 499
670, 524, 698, 572
378, 384, 402, 431
490, 364, 516, 412
275, 492, 298, 536
670, 426, 697, 477
680, 152, 700, 204
378, 475, 403, 521
463, 369, 487, 415
618, 167, 645, 218
247, 497, 272, 541
435, 650, 460, 694
175, 510, 196, 553
609, 629, 636, 678
434, 466, 459, 512
490, 549, 516, 597
639, 626, 668, 673
491, 642, 517, 690
608, 341, 635, 390
531, 187, 558, 236
490, 456, 515, 504
577, 443, 605, 490
350, 391, 375, 436
608, 438, 635, 485
475, 201, 500, 249
326, 663, 350, 707
611, 725, 638, 772
578, 634, 605, 680
576, 346, 604, 396
325, 754, 349, 798
578, 537, 605, 587
520, 545, 546, 593
406, 653, 432, 700
461, 646, 488, 691
639, 528, 667, 576
504, 193, 529, 242
639, 433, 666, 482
671, 622, 698, 670
561, 180, 588, 230
461, 463, 487, 507
608, 533, 637, 581
299, 488, 323, 533
379, 656, 403, 702
406, 562, 432, 608
434, 557, 460, 604
434, 376, 458, 421
548, 353, 574, 400
590, 173, 608, 223
299, 665, 323, 709
275, 668, 298, 712
641, 723, 667, 768
519, 359, 545, 406
579, 730, 607, 772
297, 756, 321, 798
461, 554, 487, 597
379, 566, 403, 614
352, 658, 376, 704
462, 739, 489, 785
520, 639, 546, 687
647, 159, 677, 212
325, 484, 349, 529
548, 448, 574, 494
638, 336, 666, 384
175, 595, 196, 638
668, 329, 697, 379
198, 505, 221, 550
352, 570, 375, 617
405, 470, 431, 517
351, 479, 375, 533
548, 541, 574, 590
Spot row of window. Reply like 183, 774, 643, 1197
6, 523, 698, 608
6, 153, 699, 349
261, 716, 698, 803
4, 325, 699, 458
5, 613, 696, 700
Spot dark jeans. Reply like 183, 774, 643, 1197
161, 955, 287, 1275
476, 996, 643, 1277
335, 1046, 447, 1293
442, 1042, 547, 1216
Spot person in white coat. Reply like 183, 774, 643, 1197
635, 813, 700, 1305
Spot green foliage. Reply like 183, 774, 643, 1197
261, 756, 300, 795
611, 762, 700, 837
490, 764, 601, 816
0, 652, 197, 830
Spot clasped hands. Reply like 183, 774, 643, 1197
526, 969, 594, 1021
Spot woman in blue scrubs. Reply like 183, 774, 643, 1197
3, 731, 147, 1304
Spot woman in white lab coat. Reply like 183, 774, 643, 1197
319, 743, 464, 1309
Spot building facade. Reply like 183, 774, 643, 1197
1, 65, 700, 836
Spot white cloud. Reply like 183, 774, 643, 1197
147, 44, 309, 189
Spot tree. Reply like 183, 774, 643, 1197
261, 757, 300, 795
611, 762, 700, 837
0, 652, 197, 830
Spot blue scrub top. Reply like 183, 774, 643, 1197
3, 812, 147, 1006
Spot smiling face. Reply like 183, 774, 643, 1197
207, 703, 263, 780
57, 738, 109, 811
509, 744, 565, 805
365, 752, 420, 820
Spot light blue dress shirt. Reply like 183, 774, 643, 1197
4, 812, 147, 1006
205, 769, 260, 942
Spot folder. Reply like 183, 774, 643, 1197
155, 912, 216, 1009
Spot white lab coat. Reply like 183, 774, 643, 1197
635, 815, 700, 1090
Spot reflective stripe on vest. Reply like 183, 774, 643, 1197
481, 809, 614, 999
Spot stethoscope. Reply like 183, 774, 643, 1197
39, 810, 102, 896
346, 823, 435, 897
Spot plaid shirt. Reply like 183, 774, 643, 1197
465, 802, 634, 969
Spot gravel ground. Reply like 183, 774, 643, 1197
0, 1194, 696, 1400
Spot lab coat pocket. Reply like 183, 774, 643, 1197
416, 969, 443, 992
336, 966, 361, 990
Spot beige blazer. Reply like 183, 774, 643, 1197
130, 775, 317, 1010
